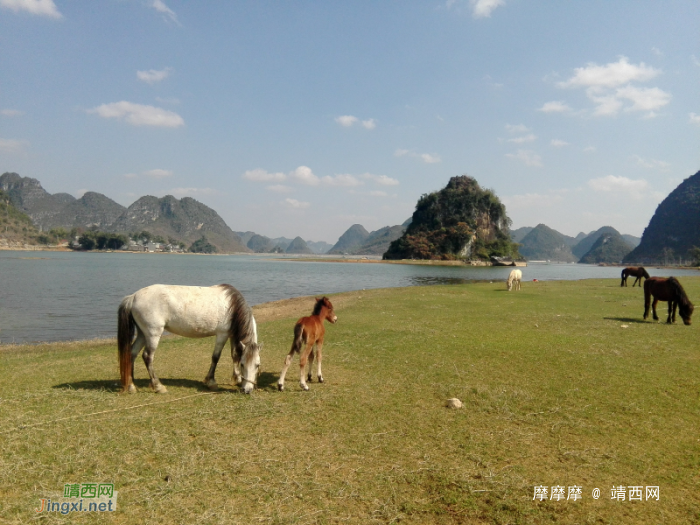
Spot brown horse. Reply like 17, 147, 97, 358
643, 277, 694, 325
621, 266, 650, 287
278, 297, 337, 391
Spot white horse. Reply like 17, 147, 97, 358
507, 269, 522, 291
117, 284, 261, 394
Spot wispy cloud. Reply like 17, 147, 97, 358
335, 115, 377, 130
550, 139, 569, 147
557, 57, 670, 118
88, 101, 184, 128
538, 101, 571, 113
508, 134, 536, 144
0, 138, 28, 153
505, 149, 542, 167
362, 173, 400, 186
1, 109, 24, 117
588, 175, 649, 198
137, 68, 172, 85
150, 0, 179, 25
470, 0, 504, 18
266, 184, 293, 193
289, 166, 319, 186
688, 113, 700, 125
243, 168, 286, 182
320, 174, 363, 187
285, 198, 310, 209
0, 0, 62, 19
395, 149, 441, 164
632, 156, 670, 171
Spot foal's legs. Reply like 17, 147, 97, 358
298, 340, 315, 391
203, 333, 230, 390
316, 340, 325, 383
306, 348, 315, 383
142, 330, 167, 393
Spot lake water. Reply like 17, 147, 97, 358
1, 250, 697, 344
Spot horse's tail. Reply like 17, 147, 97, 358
117, 294, 136, 392
620, 268, 627, 286
291, 322, 305, 354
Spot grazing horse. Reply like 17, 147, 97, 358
507, 269, 522, 291
621, 267, 650, 287
278, 297, 337, 392
643, 277, 694, 325
118, 284, 261, 394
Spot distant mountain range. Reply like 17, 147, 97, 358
1, 172, 249, 252
515, 224, 640, 263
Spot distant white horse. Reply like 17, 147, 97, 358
507, 269, 522, 291
118, 284, 261, 394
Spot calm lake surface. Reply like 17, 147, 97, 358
1, 250, 697, 344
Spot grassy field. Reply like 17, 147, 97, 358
1, 278, 699, 524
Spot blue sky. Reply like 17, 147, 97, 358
1, 0, 699, 243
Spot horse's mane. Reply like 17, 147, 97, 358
667, 277, 692, 306
641, 267, 650, 279
218, 284, 254, 343
312, 297, 330, 315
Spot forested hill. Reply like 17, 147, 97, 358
624, 170, 700, 264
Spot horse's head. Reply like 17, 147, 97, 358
315, 296, 337, 324
238, 341, 262, 394
679, 302, 694, 326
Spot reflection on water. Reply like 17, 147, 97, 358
0, 251, 697, 343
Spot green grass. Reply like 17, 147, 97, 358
1, 278, 699, 524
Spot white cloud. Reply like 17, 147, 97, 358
505, 123, 530, 134
583, 146, 596, 153
243, 168, 286, 182
137, 68, 172, 85
87, 101, 184, 128
505, 149, 542, 167
150, 0, 179, 25
470, 0, 504, 18
421, 153, 441, 164
550, 139, 569, 147
0, 0, 62, 18
538, 101, 571, 113
285, 198, 310, 209
556, 57, 669, 118
588, 175, 649, 195
289, 165, 320, 186
1, 109, 24, 117
321, 174, 363, 187
144, 168, 173, 179
0, 138, 28, 153
633, 156, 670, 171
558, 57, 660, 90
335, 115, 358, 127
362, 173, 400, 186
507, 134, 536, 144
361, 118, 377, 130
395, 149, 441, 164
615, 85, 671, 113
690, 113, 700, 125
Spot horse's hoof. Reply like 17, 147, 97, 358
318, 377, 324, 383
126, 383, 137, 394
307, 374, 312, 382
154, 384, 168, 394
301, 384, 309, 391
207, 382, 218, 391
277, 383, 284, 392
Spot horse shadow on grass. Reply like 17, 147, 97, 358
603, 317, 647, 324
53, 372, 279, 393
